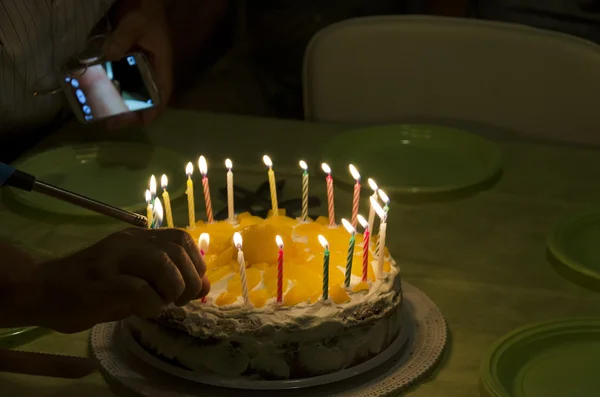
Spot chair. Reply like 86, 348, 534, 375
303, 15, 600, 144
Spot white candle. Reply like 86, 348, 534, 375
367, 178, 379, 236
233, 232, 250, 306
370, 196, 387, 278
149, 175, 157, 202
185, 162, 195, 229
225, 158, 235, 223
153, 197, 164, 228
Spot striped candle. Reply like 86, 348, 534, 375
185, 163, 195, 229
367, 178, 379, 237
318, 235, 330, 300
341, 219, 356, 288
198, 156, 214, 223
234, 233, 250, 307
276, 235, 284, 303
199, 233, 210, 303
374, 189, 390, 259
349, 165, 361, 229
299, 160, 309, 222
357, 215, 370, 282
321, 163, 335, 226
370, 197, 388, 279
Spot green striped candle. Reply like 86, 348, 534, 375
318, 235, 330, 300
341, 219, 356, 288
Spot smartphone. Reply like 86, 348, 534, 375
61, 53, 160, 124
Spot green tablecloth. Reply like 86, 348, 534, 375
2, 110, 600, 397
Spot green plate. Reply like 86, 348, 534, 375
321, 125, 502, 193
8, 143, 187, 216
547, 209, 600, 291
0, 327, 36, 339
480, 318, 600, 397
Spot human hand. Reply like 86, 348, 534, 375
104, 0, 173, 128
34, 228, 209, 333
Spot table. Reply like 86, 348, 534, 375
2, 110, 600, 397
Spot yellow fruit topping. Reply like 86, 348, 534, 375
315, 216, 330, 225
284, 285, 312, 306
227, 267, 261, 295
239, 223, 293, 265
237, 212, 252, 220
293, 220, 324, 237
252, 262, 271, 271
216, 292, 237, 306
249, 289, 269, 308
267, 208, 286, 217
206, 266, 233, 283
352, 281, 369, 293
330, 284, 350, 304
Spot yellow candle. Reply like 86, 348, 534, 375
145, 189, 153, 229
299, 160, 309, 222
149, 175, 157, 202
225, 159, 235, 223
185, 162, 195, 229
161, 174, 174, 228
263, 155, 278, 216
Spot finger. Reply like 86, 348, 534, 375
196, 275, 211, 299
158, 242, 203, 306
109, 276, 165, 318
119, 243, 185, 303
106, 112, 141, 130
104, 12, 148, 60
148, 229, 206, 277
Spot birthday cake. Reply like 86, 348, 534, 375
129, 211, 403, 380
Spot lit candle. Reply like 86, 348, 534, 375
225, 159, 235, 223
375, 189, 390, 259
145, 189, 153, 229
367, 178, 379, 236
185, 162, 195, 229
199, 233, 210, 303
341, 219, 356, 288
263, 155, 279, 216
276, 235, 284, 303
299, 160, 309, 222
321, 163, 335, 226
153, 197, 163, 228
198, 156, 214, 223
149, 175, 157, 203
233, 232, 250, 306
318, 234, 330, 300
357, 214, 370, 282
161, 175, 174, 228
370, 196, 387, 278
349, 164, 361, 229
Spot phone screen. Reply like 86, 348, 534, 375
63, 54, 158, 122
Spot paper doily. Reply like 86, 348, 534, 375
90, 282, 447, 397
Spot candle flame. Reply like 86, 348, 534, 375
275, 235, 284, 247
233, 232, 243, 248
349, 164, 360, 181
263, 155, 273, 168
321, 163, 331, 174
149, 175, 157, 196
299, 160, 308, 170
198, 156, 208, 175
370, 196, 386, 220
161, 174, 168, 189
357, 214, 368, 229
186, 162, 193, 176
199, 233, 210, 252
225, 158, 233, 170
153, 197, 164, 226
341, 218, 355, 234
318, 234, 329, 249
145, 189, 152, 204
368, 178, 378, 191
378, 189, 390, 204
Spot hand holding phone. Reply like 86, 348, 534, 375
62, 53, 160, 124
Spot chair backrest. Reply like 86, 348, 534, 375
303, 16, 600, 144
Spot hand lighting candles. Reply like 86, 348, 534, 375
357, 214, 370, 282
299, 160, 309, 222
233, 232, 250, 306
370, 196, 387, 279
367, 178, 379, 236
318, 234, 330, 300
199, 233, 210, 303
185, 162, 195, 229
225, 159, 235, 223
161, 175, 174, 228
349, 165, 361, 229
321, 163, 336, 226
263, 155, 279, 216
145, 189, 153, 229
153, 197, 163, 228
198, 156, 214, 223
341, 219, 356, 288
276, 235, 284, 303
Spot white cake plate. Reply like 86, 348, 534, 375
90, 282, 447, 397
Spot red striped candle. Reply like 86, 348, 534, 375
322, 163, 335, 226
349, 164, 361, 229
276, 235, 284, 303
357, 215, 370, 282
